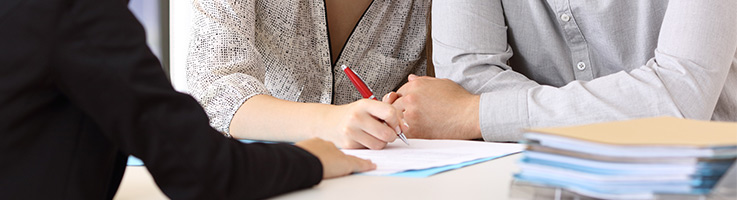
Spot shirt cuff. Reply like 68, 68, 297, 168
279, 143, 323, 188
479, 89, 530, 142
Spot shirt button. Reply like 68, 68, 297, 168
576, 62, 586, 70
560, 14, 571, 22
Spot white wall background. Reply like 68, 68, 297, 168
129, 0, 163, 61
169, 1, 194, 93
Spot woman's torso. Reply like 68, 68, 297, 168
254, 0, 429, 104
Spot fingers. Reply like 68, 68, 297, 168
358, 115, 398, 142
362, 100, 401, 128
383, 92, 405, 121
387, 93, 414, 136
339, 102, 394, 149
347, 155, 376, 173
339, 99, 412, 149
391, 95, 406, 111
347, 128, 390, 149
381, 92, 399, 104
359, 100, 403, 139
296, 138, 376, 179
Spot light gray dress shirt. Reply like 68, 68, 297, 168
187, 0, 428, 134
432, 0, 737, 141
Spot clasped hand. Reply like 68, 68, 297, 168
323, 74, 480, 149
385, 74, 482, 140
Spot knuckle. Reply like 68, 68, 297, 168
386, 105, 398, 114
346, 112, 361, 123
356, 99, 372, 107
338, 127, 354, 140
340, 126, 351, 135
403, 94, 417, 105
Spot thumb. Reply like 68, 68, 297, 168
407, 74, 419, 81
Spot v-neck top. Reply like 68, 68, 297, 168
187, 0, 429, 134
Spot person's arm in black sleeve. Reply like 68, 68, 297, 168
50, 0, 321, 199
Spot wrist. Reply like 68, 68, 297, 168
462, 94, 482, 139
305, 103, 336, 139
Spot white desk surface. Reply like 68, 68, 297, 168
114, 153, 523, 200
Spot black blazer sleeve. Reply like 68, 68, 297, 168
46, 0, 321, 199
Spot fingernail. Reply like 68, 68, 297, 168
394, 125, 402, 135
403, 119, 409, 128
383, 93, 390, 100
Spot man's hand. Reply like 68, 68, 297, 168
295, 138, 376, 179
390, 74, 482, 140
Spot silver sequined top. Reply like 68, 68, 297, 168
187, 0, 429, 134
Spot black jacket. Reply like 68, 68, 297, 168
0, 0, 322, 199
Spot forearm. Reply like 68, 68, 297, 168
509, 1, 737, 136
230, 95, 334, 142
432, 0, 513, 93
187, 0, 270, 134
434, 0, 737, 142
51, 0, 323, 198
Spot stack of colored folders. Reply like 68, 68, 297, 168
513, 117, 737, 200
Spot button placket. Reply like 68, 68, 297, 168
553, 0, 594, 81
576, 62, 586, 70
560, 14, 571, 22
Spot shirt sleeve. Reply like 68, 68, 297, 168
431, 0, 737, 141
52, 0, 321, 199
186, 0, 271, 135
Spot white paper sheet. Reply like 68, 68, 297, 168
341, 139, 524, 175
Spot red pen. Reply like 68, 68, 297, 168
341, 65, 377, 100
341, 65, 409, 145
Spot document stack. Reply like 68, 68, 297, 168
513, 117, 737, 200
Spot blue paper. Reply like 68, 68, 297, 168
127, 139, 513, 178
381, 156, 500, 178
127, 156, 144, 166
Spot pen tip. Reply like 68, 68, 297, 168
399, 133, 410, 145
341, 65, 347, 70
